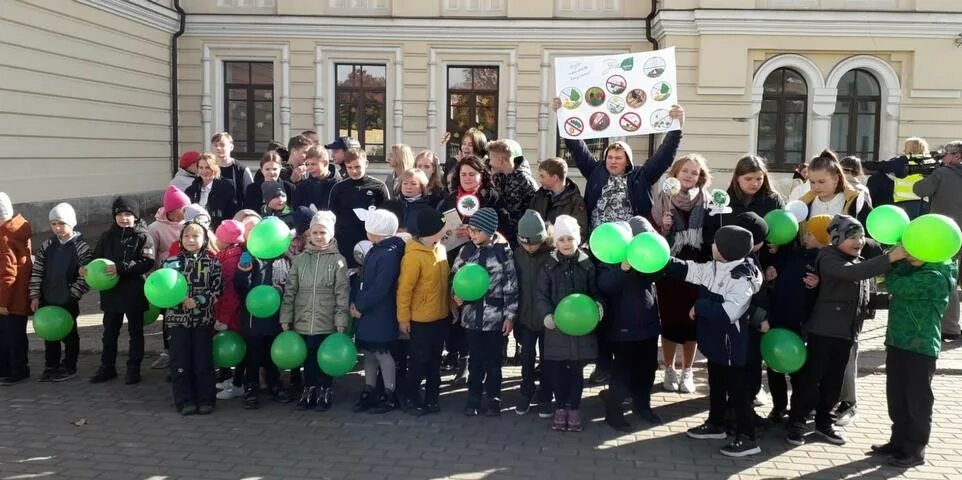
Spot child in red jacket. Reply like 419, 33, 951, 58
0, 192, 33, 385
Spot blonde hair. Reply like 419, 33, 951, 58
668, 153, 712, 188
198, 153, 221, 178
233, 209, 261, 222
390, 144, 415, 176
211, 131, 233, 144
415, 150, 443, 194
903, 137, 929, 156
344, 148, 367, 165
400, 168, 429, 196
305, 145, 330, 161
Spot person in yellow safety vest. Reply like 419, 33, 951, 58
894, 137, 938, 219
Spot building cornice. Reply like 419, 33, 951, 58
183, 15, 647, 42
77, 0, 180, 33
653, 9, 962, 40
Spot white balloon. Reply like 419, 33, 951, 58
785, 200, 809, 222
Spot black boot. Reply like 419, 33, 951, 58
352, 386, 376, 413
296, 387, 317, 410
601, 390, 631, 432
243, 384, 259, 410
124, 368, 141, 385
369, 389, 399, 414
90, 365, 117, 384
316, 387, 333, 412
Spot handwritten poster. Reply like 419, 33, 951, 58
555, 48, 679, 140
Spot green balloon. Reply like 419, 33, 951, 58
764, 209, 799, 246
271, 331, 307, 369
902, 214, 962, 263
554, 293, 600, 336
626, 232, 671, 273
144, 268, 189, 309
85, 258, 119, 291
317, 332, 358, 377
589, 222, 632, 264
33, 306, 74, 341
143, 305, 162, 326
213, 331, 246, 368
452, 263, 490, 301
247, 217, 294, 260
761, 328, 807, 374
246, 284, 281, 318
866, 205, 910, 245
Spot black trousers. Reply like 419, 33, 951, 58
43, 302, 80, 371
767, 368, 793, 412
101, 310, 145, 369
788, 334, 852, 427
886, 347, 936, 458
544, 360, 587, 409
446, 321, 466, 359
595, 321, 613, 372
745, 328, 763, 400
707, 362, 755, 439
610, 338, 658, 410
515, 323, 549, 402
465, 329, 503, 402
0, 314, 29, 377
169, 326, 215, 408
302, 333, 333, 389
408, 321, 448, 405
244, 334, 280, 390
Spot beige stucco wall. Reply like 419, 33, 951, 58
0, 0, 173, 203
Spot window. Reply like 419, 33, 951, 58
830, 69, 881, 161
757, 67, 808, 169
224, 61, 274, 159
557, 0, 618, 12
217, 0, 275, 7
328, 0, 387, 10
443, 0, 505, 14
446, 66, 499, 159
557, 136, 609, 165
335, 63, 387, 162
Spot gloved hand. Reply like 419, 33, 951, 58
544, 314, 556, 330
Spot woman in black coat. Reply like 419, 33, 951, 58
186, 153, 237, 229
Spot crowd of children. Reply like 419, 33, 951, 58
1, 117, 959, 469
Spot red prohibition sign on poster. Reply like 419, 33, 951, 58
620, 112, 642, 132
564, 117, 584, 137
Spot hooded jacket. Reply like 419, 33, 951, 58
514, 241, 554, 331
528, 178, 589, 237
235, 254, 290, 337
328, 175, 391, 268
29, 232, 92, 307
169, 168, 197, 193
806, 246, 892, 341
914, 162, 962, 227
885, 260, 958, 358
214, 244, 244, 331
397, 239, 450, 325
451, 233, 519, 331
94, 220, 155, 313
280, 239, 351, 335
0, 214, 33, 316
147, 207, 183, 267
535, 249, 599, 361
354, 236, 406, 347
162, 226, 222, 328
799, 185, 872, 227
565, 131, 681, 229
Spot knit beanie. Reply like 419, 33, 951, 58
184, 204, 210, 223
293, 206, 316, 235
49, 202, 78, 228
714, 225, 754, 262
112, 196, 138, 218
365, 209, 399, 237
468, 207, 499, 236
163, 185, 191, 212
517, 209, 547, 245
627, 216, 654, 235
412, 208, 445, 238
552, 215, 582, 245
829, 214, 864, 248
0, 192, 11, 223
310, 211, 336, 233
215, 220, 245, 244
731, 212, 768, 246
261, 181, 286, 203
804, 214, 833, 246
178, 151, 201, 169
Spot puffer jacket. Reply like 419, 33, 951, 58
799, 185, 872, 228
354, 236, 405, 346
147, 207, 184, 266
0, 214, 33, 316
280, 240, 351, 335
451, 233, 519, 331
94, 221, 154, 313
397, 239, 450, 325
513, 242, 553, 331
597, 262, 660, 342
162, 233, 222, 328
235, 255, 289, 336
535, 249, 599, 361
885, 260, 958, 358
806, 246, 892, 341
214, 245, 244, 331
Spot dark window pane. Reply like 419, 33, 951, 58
250, 63, 273, 84
785, 99, 806, 113
448, 67, 473, 89
475, 68, 499, 90
761, 99, 778, 113
227, 62, 250, 84
337, 65, 356, 87
831, 114, 850, 152
363, 66, 386, 87
557, 137, 608, 164
838, 70, 856, 97
785, 151, 803, 165
855, 70, 880, 96
834, 100, 850, 114
783, 72, 808, 95
857, 114, 876, 152
254, 89, 272, 101
763, 70, 782, 95
784, 114, 806, 151
757, 67, 808, 170
254, 102, 273, 141
447, 66, 499, 155
757, 113, 777, 152
229, 89, 247, 101
857, 100, 877, 114
334, 63, 387, 161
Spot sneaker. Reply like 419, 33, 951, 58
834, 402, 857, 427
316, 387, 333, 412
566, 409, 583, 432
215, 368, 233, 383
720, 435, 761, 457
815, 424, 846, 445
124, 369, 141, 385
515, 396, 532, 415
1, 374, 29, 386
662, 367, 679, 392
890, 454, 925, 469
678, 368, 695, 393
868, 443, 900, 457
786, 424, 805, 446
243, 389, 259, 410
352, 387, 376, 413
767, 407, 787, 425
51, 368, 74, 382
89, 365, 117, 384
463, 404, 479, 417
271, 387, 292, 404
587, 366, 610, 386
686, 422, 727, 440
179, 403, 198, 416
484, 398, 502, 417
296, 387, 317, 410
369, 390, 399, 414
634, 406, 663, 425
537, 402, 554, 419
197, 404, 214, 415
39, 368, 59, 382
216, 384, 243, 400
151, 351, 169, 370
551, 409, 568, 431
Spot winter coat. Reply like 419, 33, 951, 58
914, 163, 962, 228
214, 245, 244, 331
397, 239, 450, 325
293, 170, 341, 211
169, 169, 197, 193
535, 249, 599, 361
886, 260, 958, 358
513, 242, 554, 331
147, 208, 184, 266
218, 160, 254, 208
235, 255, 290, 337
565, 130, 681, 230
244, 179, 295, 212
329, 176, 390, 268
451, 234, 519, 331
528, 179, 589, 236
354, 236, 405, 348
400, 197, 434, 234
806, 246, 892, 341
29, 233, 92, 307
0, 215, 33, 316
162, 249, 221, 328
767, 246, 819, 333
492, 166, 538, 245
93, 221, 154, 313
664, 257, 762, 367
597, 262, 660, 342
280, 241, 351, 335
186, 177, 237, 229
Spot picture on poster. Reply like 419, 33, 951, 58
439, 209, 469, 252
555, 47, 678, 140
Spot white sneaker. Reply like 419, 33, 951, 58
663, 367, 679, 392
216, 384, 242, 400
679, 368, 695, 393
150, 351, 169, 370
216, 380, 231, 390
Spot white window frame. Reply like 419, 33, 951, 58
443, 0, 506, 15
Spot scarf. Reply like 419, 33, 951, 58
653, 187, 707, 255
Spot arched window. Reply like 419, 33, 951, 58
757, 68, 808, 169
830, 69, 881, 161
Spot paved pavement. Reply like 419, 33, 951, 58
2, 305, 961, 479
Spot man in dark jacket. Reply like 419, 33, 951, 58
487, 139, 537, 246
89, 196, 155, 385
294, 145, 341, 210
528, 157, 588, 235
329, 149, 390, 268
